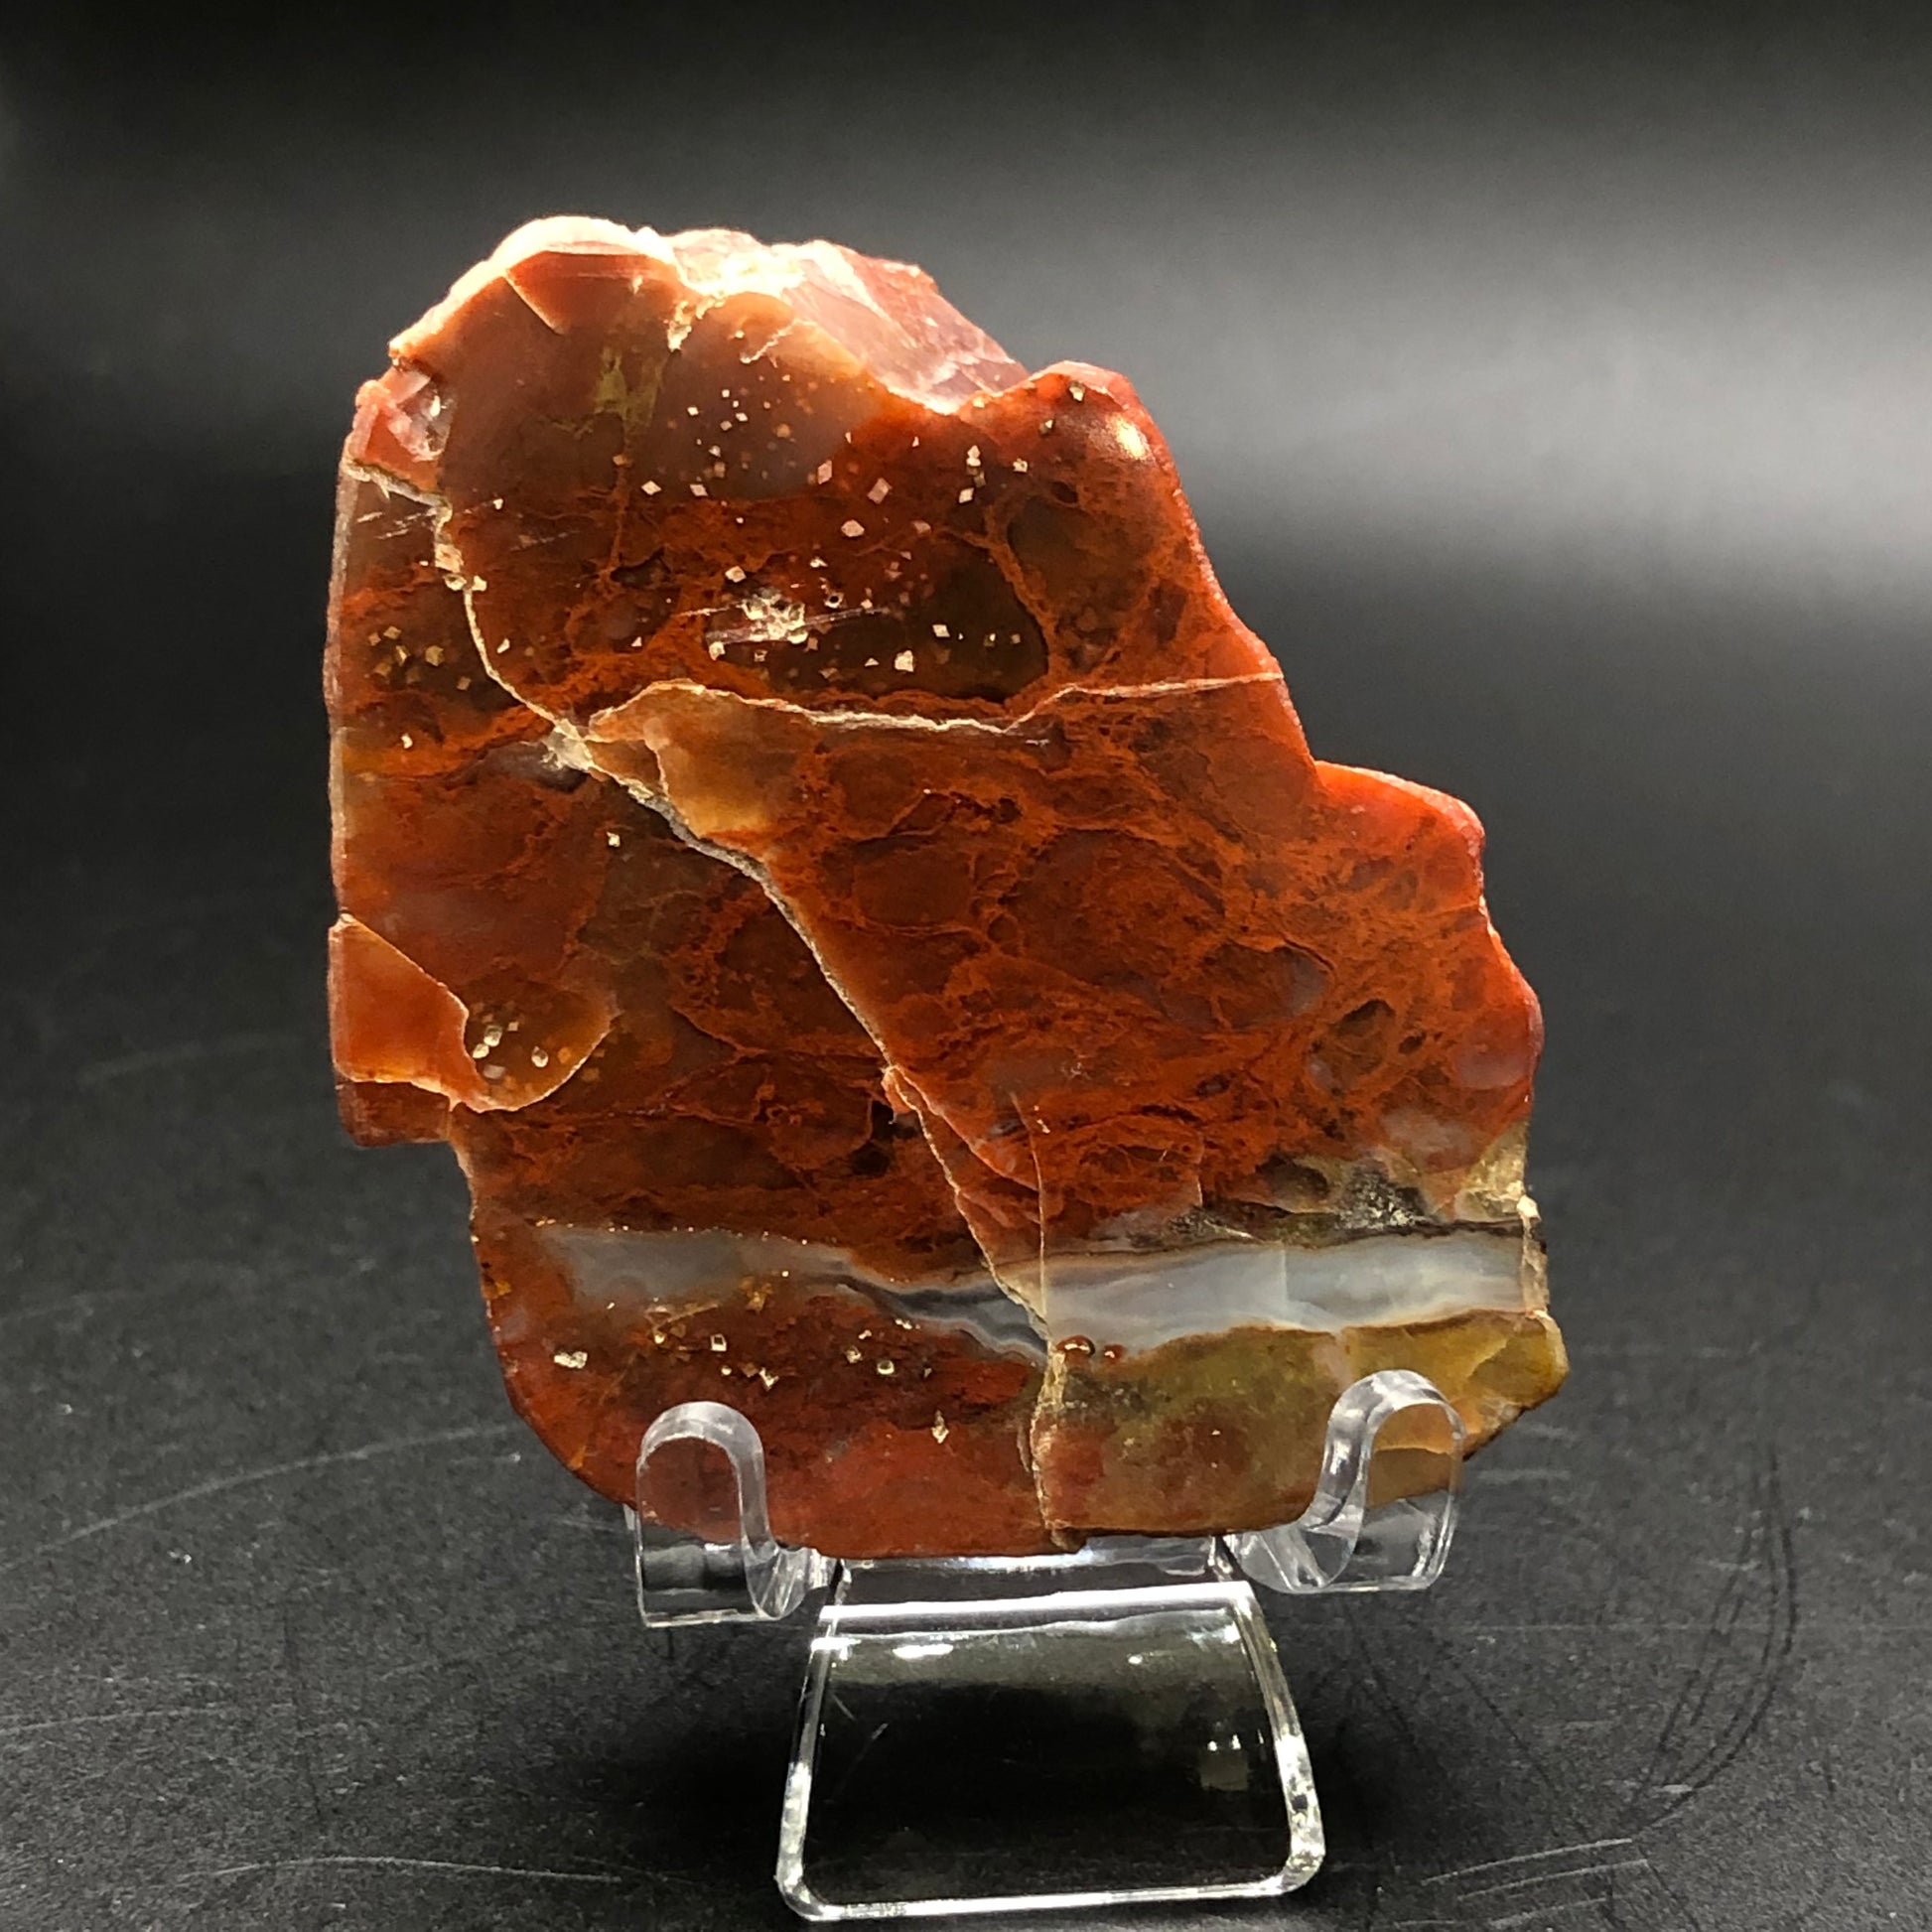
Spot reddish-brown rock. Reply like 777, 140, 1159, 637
328, 218, 1564, 1557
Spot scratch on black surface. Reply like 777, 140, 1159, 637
280, 1602, 328, 1833
1426, 1842, 1635, 1887
1624, 1447, 1798, 1832
0, 1706, 246, 1741
1461, 1858, 1651, 1899
191, 1855, 635, 1884
1486, 1900, 1611, 1927
0, 1424, 520, 1574
1425, 1842, 1693, 1931
0, 1261, 274, 1336
1342, 1610, 1443, 1779
1410, 1622, 1586, 1844
0, 1285, 150, 1333
77, 1029, 299, 1086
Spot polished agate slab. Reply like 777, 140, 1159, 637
327, 218, 1565, 1557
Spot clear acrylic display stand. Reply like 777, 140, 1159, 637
627, 1371, 1463, 1920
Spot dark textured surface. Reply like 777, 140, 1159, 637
3, 8, 1928, 1927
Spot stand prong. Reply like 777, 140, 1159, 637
629, 1400, 833, 1625
1227, 1369, 1464, 1594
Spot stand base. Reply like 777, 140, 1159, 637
630, 1372, 1464, 1919
777, 1544, 1321, 1920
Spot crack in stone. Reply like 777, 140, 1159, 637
584, 670, 1282, 743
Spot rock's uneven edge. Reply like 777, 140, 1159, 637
327, 216, 1565, 1556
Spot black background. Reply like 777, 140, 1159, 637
3, 5, 1928, 1927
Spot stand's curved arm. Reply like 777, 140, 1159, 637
1225, 1370, 1464, 1594
629, 1401, 833, 1626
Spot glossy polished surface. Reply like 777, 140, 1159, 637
328, 221, 1561, 1552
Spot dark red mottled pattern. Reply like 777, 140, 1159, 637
326, 221, 1559, 1556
